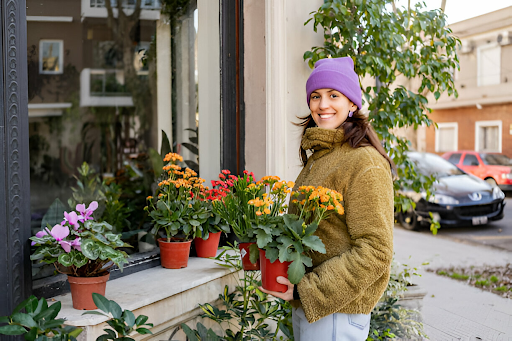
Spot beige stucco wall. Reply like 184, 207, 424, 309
264, 0, 325, 183
243, 0, 267, 180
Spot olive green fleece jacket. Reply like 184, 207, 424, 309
290, 127, 394, 324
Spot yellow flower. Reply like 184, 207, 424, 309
264, 208, 271, 215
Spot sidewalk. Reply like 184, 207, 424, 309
393, 226, 512, 341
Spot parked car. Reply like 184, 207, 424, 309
441, 150, 512, 191
398, 152, 505, 231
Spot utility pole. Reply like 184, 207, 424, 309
441, 0, 447, 11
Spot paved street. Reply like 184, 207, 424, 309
417, 197, 512, 252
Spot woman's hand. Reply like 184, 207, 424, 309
259, 276, 294, 301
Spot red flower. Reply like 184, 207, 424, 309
219, 173, 226, 180
221, 169, 231, 175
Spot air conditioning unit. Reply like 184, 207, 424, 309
459, 40, 475, 54
497, 31, 512, 45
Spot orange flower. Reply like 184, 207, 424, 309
256, 211, 262, 216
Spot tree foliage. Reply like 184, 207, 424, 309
304, 0, 460, 231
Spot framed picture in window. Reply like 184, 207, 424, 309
39, 40, 63, 74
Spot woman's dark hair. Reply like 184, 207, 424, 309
295, 110, 397, 175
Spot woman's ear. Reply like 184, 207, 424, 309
349, 102, 357, 112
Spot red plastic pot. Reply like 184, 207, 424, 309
194, 231, 222, 258
158, 238, 192, 269
239, 242, 260, 271
67, 273, 110, 310
259, 249, 291, 293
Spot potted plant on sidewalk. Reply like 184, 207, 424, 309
254, 185, 345, 292
211, 170, 263, 270
145, 152, 210, 268
30, 201, 131, 310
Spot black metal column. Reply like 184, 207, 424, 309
0, 0, 32, 317
220, 0, 245, 175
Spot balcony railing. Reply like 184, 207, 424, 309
90, 0, 161, 10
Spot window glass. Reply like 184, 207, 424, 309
447, 153, 461, 165
478, 45, 501, 86
478, 125, 500, 152
481, 153, 512, 165
40, 40, 63, 74
408, 152, 464, 178
27, 0, 198, 282
462, 154, 479, 166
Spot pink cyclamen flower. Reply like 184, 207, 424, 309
60, 237, 81, 253
76, 201, 98, 222
31, 230, 48, 246
63, 211, 80, 230
45, 224, 75, 253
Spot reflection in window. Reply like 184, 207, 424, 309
39, 40, 63, 74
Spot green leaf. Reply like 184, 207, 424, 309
135, 315, 148, 326
109, 301, 122, 319
34, 301, 61, 321
189, 219, 201, 227
123, 310, 135, 328
58, 253, 73, 267
287, 253, 306, 284
255, 229, 272, 248
302, 235, 326, 254
0, 324, 27, 335
181, 323, 199, 341
0, 316, 9, 324
249, 243, 260, 265
12, 313, 37, 329
91, 293, 110, 313
23, 327, 37, 341
135, 327, 153, 335
81, 239, 100, 260
13, 296, 38, 315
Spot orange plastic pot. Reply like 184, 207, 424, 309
67, 273, 110, 310
239, 242, 260, 271
158, 238, 192, 269
194, 231, 222, 258
259, 249, 291, 293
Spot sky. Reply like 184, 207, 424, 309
394, 0, 512, 24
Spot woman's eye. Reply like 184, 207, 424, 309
330, 94, 338, 98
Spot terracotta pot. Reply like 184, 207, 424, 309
67, 273, 110, 310
158, 238, 192, 269
259, 249, 291, 293
194, 231, 222, 258
239, 242, 260, 271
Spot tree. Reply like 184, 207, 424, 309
304, 0, 460, 233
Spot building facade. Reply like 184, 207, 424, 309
425, 6, 512, 156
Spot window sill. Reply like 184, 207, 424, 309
53, 255, 239, 340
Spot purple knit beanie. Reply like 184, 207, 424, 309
306, 57, 362, 109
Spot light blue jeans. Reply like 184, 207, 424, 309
292, 307, 371, 341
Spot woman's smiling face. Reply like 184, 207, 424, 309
309, 89, 357, 130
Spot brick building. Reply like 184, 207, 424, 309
425, 6, 512, 156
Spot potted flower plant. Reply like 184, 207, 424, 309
254, 185, 344, 292
145, 153, 210, 268
193, 187, 231, 258
30, 201, 131, 310
211, 170, 264, 270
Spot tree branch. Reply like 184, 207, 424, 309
130, 0, 143, 21
104, 0, 117, 34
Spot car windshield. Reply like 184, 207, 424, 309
480, 153, 512, 166
408, 152, 465, 177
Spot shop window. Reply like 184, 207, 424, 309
476, 120, 502, 152
478, 44, 501, 87
39, 40, 63, 74
435, 122, 458, 153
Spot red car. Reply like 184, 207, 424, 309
441, 151, 512, 191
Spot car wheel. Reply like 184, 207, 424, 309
398, 208, 420, 231
485, 177, 498, 187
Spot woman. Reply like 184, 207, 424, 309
259, 57, 396, 340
